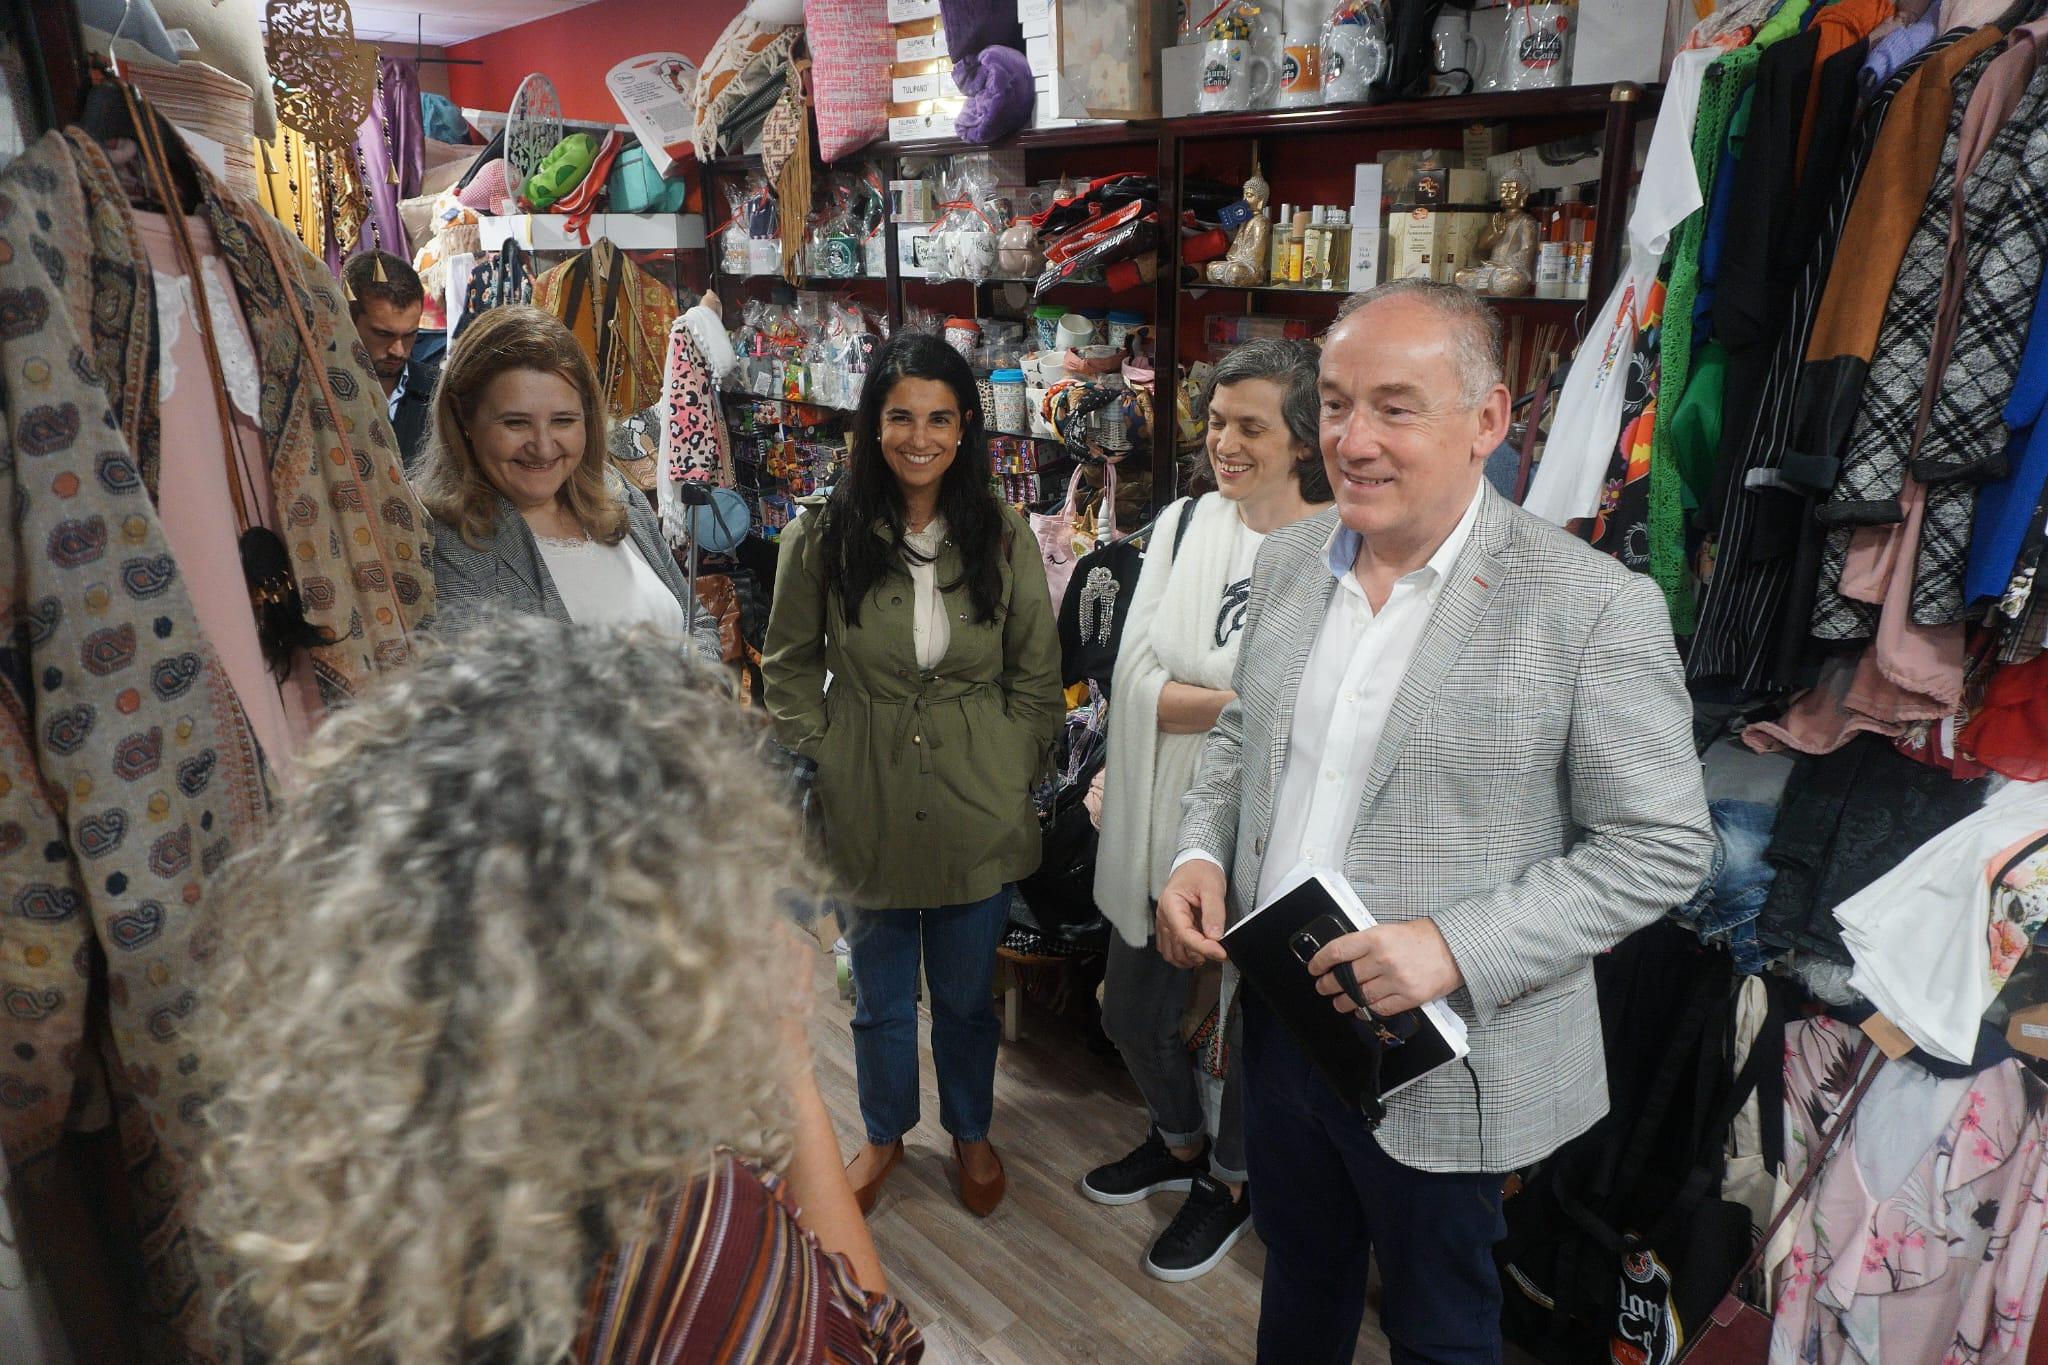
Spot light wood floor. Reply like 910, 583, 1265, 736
805, 948, 1399, 1365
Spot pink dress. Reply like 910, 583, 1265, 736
1771, 1017, 2048, 1363
135, 212, 323, 778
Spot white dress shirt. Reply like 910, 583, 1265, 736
386, 362, 407, 423
1176, 484, 1486, 910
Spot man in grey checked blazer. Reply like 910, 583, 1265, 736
1159, 282, 1713, 1364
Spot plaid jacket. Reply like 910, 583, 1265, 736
1178, 487, 1714, 1173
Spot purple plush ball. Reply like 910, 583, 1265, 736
954, 45, 1036, 144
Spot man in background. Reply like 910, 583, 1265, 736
345, 251, 434, 471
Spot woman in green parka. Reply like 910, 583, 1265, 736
764, 331, 1064, 1221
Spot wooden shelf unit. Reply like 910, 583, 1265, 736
697, 82, 1661, 508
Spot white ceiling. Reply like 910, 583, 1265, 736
348, 0, 604, 48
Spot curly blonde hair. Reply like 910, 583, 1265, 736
417, 305, 628, 549
195, 617, 812, 1364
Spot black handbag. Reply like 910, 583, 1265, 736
1057, 497, 1197, 695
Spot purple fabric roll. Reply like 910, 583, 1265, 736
347, 55, 425, 265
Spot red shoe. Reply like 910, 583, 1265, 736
848, 1140, 903, 1217
953, 1138, 1007, 1218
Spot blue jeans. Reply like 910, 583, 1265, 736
847, 887, 1012, 1146
1676, 799, 1777, 975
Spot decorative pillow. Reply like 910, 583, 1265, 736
694, 15, 803, 161
456, 158, 510, 213
804, 0, 891, 162
940, 0, 1025, 64
99, 0, 278, 138
744, 0, 808, 20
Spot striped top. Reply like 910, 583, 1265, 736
573, 1154, 925, 1365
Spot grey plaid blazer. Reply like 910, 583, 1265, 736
426, 476, 723, 667
1178, 485, 1713, 1174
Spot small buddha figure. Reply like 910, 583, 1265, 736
1456, 165, 1539, 297
1207, 168, 1273, 287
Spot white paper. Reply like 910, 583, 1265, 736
606, 53, 698, 177
1250, 862, 1471, 1088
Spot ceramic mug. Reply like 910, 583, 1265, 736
1198, 38, 1276, 114
1490, 0, 1573, 91
1323, 23, 1388, 103
1278, 34, 1323, 108
1429, 10, 1482, 96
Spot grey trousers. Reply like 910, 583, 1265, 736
1100, 932, 1247, 1183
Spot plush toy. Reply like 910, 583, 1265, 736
941, 0, 1032, 144
954, 46, 1035, 144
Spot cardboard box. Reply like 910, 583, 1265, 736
1462, 123, 1508, 170
891, 57, 945, 78
892, 71, 960, 103
1346, 213, 1382, 290
1025, 34, 1057, 76
895, 29, 946, 63
897, 222, 937, 277
1575, 0, 1665, 86
1390, 207, 1450, 282
889, 111, 958, 143
1443, 210, 1491, 278
1379, 148, 1463, 205
1017, 0, 1052, 25
1448, 168, 1489, 206
888, 0, 941, 19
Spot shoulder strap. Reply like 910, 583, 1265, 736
1173, 496, 1198, 557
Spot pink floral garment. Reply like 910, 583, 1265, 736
1772, 1017, 2048, 1364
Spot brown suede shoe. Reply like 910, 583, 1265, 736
848, 1140, 903, 1217
953, 1138, 1006, 1217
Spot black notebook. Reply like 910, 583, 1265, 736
1221, 866, 1468, 1113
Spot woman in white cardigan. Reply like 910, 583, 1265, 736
1081, 339, 1331, 1281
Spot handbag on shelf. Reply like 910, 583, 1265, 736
1058, 494, 1195, 695
1031, 461, 1114, 613
609, 142, 690, 214
1676, 1040, 1883, 1363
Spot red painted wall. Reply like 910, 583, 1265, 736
445, 1, 745, 123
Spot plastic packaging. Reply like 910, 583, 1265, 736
1321, 1, 1390, 105
991, 369, 1028, 433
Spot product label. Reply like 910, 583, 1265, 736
165, 27, 200, 53
1516, 14, 1571, 71
606, 53, 698, 177
1610, 1249, 1683, 1365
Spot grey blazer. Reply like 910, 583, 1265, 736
1178, 484, 1713, 1174
426, 477, 723, 667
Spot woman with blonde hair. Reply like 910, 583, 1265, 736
417, 304, 719, 663
195, 618, 922, 1365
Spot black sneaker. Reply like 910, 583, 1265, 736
1080, 1132, 1203, 1206
1145, 1173, 1252, 1282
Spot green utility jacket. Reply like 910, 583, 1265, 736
764, 504, 1066, 910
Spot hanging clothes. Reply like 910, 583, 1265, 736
346, 54, 424, 261
254, 122, 324, 256
0, 121, 434, 1361
1974, 268, 2048, 607
1770, 1017, 2048, 1365
458, 238, 534, 334
532, 239, 680, 418
1690, 23, 2005, 689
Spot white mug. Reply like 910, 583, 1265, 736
1322, 23, 1388, 103
1199, 38, 1277, 113
1430, 10, 1482, 96
1490, 1, 1574, 91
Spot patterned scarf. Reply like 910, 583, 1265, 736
0, 120, 433, 1361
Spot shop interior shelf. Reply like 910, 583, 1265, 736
479, 212, 706, 252
719, 388, 860, 415
1181, 281, 1588, 307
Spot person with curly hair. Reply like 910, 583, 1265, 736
193, 617, 923, 1365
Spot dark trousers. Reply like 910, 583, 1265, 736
1242, 996, 1506, 1365
1099, 933, 1247, 1181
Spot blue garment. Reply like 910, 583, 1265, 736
846, 886, 1012, 1145
1861, 7, 1941, 94
1694, 86, 1758, 347
420, 91, 469, 145
1675, 799, 1778, 974
1242, 998, 1505, 1365
1967, 269, 2048, 602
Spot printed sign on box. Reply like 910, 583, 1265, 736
607, 53, 698, 177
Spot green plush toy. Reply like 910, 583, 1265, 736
518, 133, 600, 212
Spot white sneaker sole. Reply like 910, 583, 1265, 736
1079, 1174, 1194, 1206
1143, 1215, 1251, 1282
